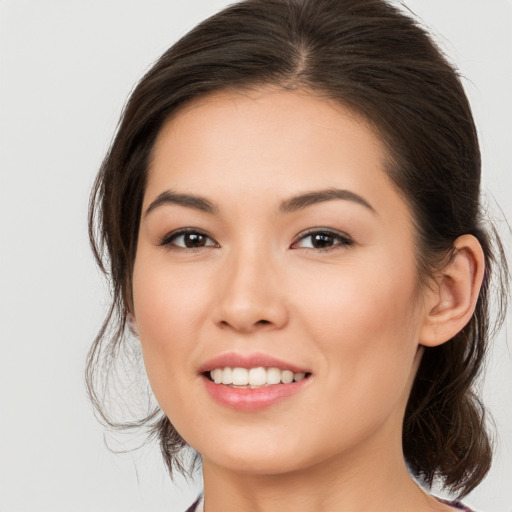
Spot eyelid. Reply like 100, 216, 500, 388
291, 227, 354, 250
158, 227, 219, 249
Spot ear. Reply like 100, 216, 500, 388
419, 234, 485, 347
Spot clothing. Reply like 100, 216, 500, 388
185, 496, 474, 511
437, 497, 475, 511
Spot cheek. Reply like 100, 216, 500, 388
133, 250, 212, 334
296, 253, 420, 341
293, 253, 422, 399
131, 255, 213, 405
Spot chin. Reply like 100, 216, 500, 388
207, 449, 311, 476
189, 426, 326, 476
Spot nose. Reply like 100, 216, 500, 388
213, 248, 289, 334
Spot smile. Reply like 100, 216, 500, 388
208, 367, 308, 388
200, 354, 312, 410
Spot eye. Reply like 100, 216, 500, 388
291, 229, 354, 250
159, 229, 218, 250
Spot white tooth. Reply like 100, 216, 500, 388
221, 367, 233, 385
249, 367, 267, 386
281, 370, 294, 384
294, 372, 306, 382
212, 368, 223, 384
267, 367, 281, 385
232, 367, 249, 386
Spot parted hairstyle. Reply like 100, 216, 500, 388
87, 0, 509, 498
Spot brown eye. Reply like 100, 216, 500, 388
181, 232, 209, 248
160, 229, 218, 249
292, 229, 353, 250
310, 233, 337, 249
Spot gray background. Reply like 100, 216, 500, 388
0, 1, 510, 510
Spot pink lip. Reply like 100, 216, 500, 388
202, 377, 310, 411
198, 352, 310, 374
199, 352, 312, 411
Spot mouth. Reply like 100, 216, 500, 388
204, 366, 311, 389
199, 353, 312, 410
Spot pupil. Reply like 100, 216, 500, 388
185, 233, 205, 247
313, 233, 333, 248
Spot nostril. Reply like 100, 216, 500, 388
217, 318, 273, 333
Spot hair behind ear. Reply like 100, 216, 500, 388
403, 227, 508, 497
404, 338, 492, 496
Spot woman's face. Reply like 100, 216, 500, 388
132, 88, 428, 475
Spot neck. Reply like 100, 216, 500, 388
200, 422, 441, 512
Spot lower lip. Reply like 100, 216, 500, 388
202, 375, 310, 411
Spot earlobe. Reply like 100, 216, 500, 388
419, 235, 485, 348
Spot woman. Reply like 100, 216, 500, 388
87, 0, 509, 510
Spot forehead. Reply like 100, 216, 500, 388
148, 89, 389, 190
153, 87, 384, 156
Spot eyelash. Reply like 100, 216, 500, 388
158, 228, 219, 251
158, 228, 354, 252
291, 228, 354, 252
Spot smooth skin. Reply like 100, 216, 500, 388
132, 88, 484, 512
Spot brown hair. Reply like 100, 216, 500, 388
87, 0, 509, 497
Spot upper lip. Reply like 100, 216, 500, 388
198, 352, 310, 374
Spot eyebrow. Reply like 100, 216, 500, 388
144, 187, 375, 218
280, 188, 376, 214
144, 190, 218, 217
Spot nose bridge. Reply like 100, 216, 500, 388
215, 239, 288, 332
